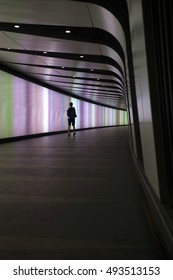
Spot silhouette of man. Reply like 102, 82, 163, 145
67, 102, 77, 136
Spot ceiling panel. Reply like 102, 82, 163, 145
0, 0, 128, 110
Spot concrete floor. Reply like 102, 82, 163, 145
0, 127, 165, 259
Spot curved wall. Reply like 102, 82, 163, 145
0, 70, 127, 139
126, 0, 160, 197
126, 0, 173, 258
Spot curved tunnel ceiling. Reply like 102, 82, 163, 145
0, 0, 129, 110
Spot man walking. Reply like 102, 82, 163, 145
67, 102, 77, 136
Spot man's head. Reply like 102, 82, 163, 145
69, 102, 73, 107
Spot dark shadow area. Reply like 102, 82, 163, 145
0, 127, 165, 259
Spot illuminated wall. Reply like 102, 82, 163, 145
0, 70, 128, 139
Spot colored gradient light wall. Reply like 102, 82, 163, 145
0, 70, 128, 139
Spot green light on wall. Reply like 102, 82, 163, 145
0, 71, 13, 138
123, 111, 128, 125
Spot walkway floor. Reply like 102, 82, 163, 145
0, 127, 165, 259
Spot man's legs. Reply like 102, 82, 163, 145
68, 125, 70, 136
72, 125, 76, 136
68, 119, 76, 136
68, 119, 71, 136
72, 118, 76, 136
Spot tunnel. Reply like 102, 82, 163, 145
0, 0, 173, 260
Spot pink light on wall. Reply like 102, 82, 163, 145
0, 70, 128, 139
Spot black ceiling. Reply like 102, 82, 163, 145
0, 0, 129, 110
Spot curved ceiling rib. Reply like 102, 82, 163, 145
0, 0, 129, 110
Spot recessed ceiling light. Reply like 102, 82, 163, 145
80, 55, 84, 58
61, 66, 65, 69
65, 30, 71, 33
14, 25, 20, 28
43, 51, 47, 54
